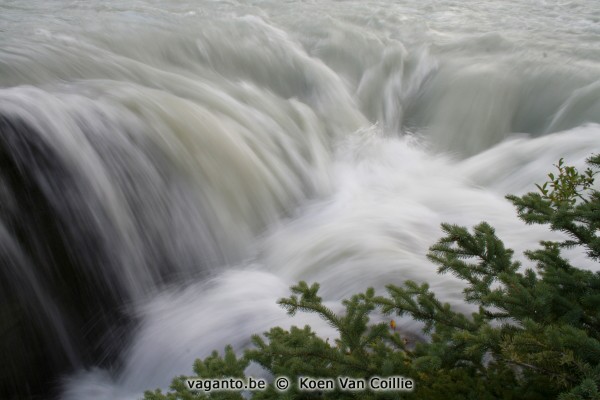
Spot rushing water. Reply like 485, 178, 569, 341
0, 0, 599, 398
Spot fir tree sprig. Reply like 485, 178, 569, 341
144, 155, 600, 400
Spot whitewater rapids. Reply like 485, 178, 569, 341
0, 0, 598, 398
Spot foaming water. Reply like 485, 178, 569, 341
61, 126, 599, 400
0, 0, 598, 398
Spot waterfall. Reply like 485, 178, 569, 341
0, 0, 598, 398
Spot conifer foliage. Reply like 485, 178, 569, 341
145, 155, 600, 400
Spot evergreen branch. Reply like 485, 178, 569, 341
145, 154, 600, 400
278, 281, 342, 329
375, 282, 476, 333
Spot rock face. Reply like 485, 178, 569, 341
0, 115, 131, 399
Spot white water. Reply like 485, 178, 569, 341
0, 0, 599, 398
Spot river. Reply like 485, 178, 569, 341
0, 0, 599, 398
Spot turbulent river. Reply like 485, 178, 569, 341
1, 0, 599, 398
